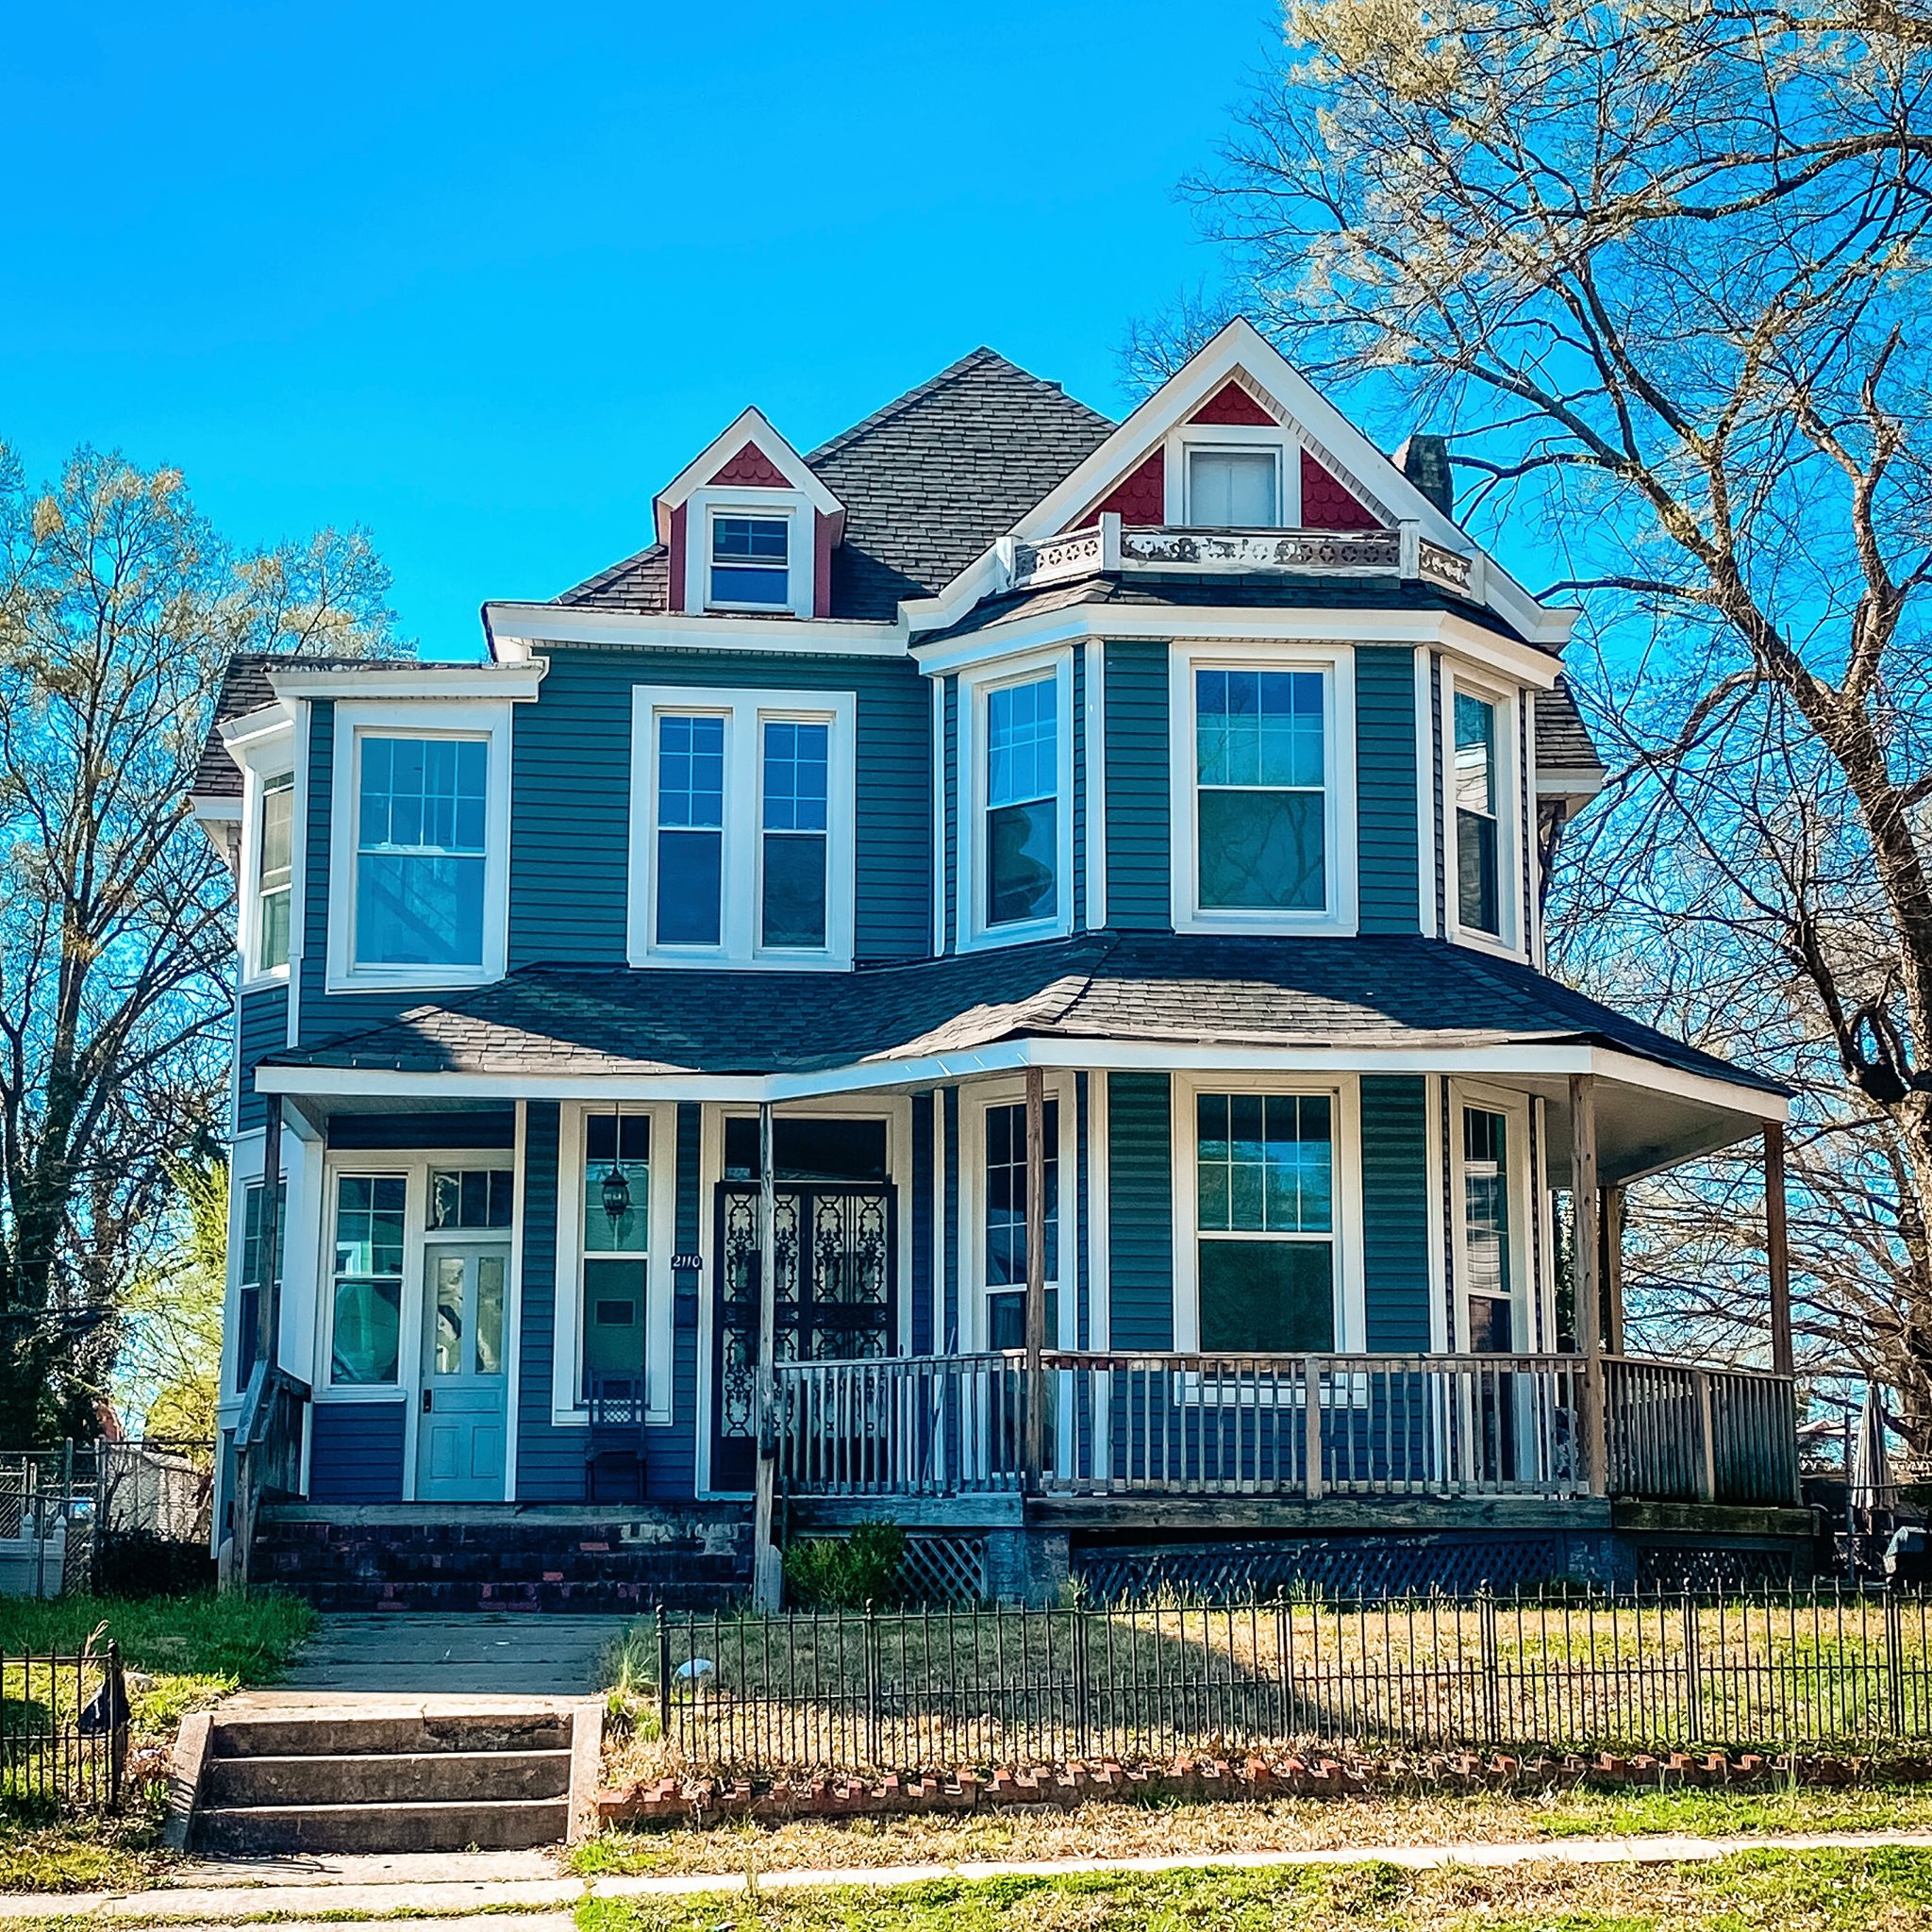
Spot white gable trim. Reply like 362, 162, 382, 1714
902, 319, 1575, 652
652, 407, 843, 544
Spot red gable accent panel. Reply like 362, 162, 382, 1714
1190, 380, 1276, 426
1301, 450, 1381, 530
708, 441, 787, 487
1078, 449, 1165, 529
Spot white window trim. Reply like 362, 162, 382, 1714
325, 700, 513, 994
958, 647, 1075, 953
625, 684, 857, 970
958, 1073, 1079, 1353
1163, 421, 1302, 528
238, 755, 297, 991
1441, 664, 1526, 959
1168, 641, 1359, 938
693, 1094, 913, 1499
1446, 1080, 1536, 1353
550, 1102, 678, 1428
688, 489, 815, 619
1171, 1070, 1367, 1357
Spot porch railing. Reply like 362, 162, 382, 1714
775, 1350, 1799, 1508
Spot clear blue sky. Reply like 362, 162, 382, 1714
2, 2, 1278, 658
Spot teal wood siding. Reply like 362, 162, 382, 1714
508, 646, 930, 970
942, 676, 958, 954
911, 1093, 935, 1355
514, 1102, 575, 1500
1071, 651, 1087, 932
656, 1101, 702, 1500
308, 1404, 404, 1503
1103, 641, 1170, 927
1430, 654, 1447, 933
1106, 1072, 1174, 1347
1356, 646, 1421, 933
1359, 1075, 1433, 1349
236, 986, 288, 1136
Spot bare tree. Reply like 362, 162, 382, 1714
0, 444, 404, 1442
1145, 0, 1932, 1438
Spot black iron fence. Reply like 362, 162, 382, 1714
0, 1645, 127, 1811
648, 1590, 1932, 1774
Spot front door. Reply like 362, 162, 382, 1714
417, 1242, 509, 1501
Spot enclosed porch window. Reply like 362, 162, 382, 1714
582, 1112, 650, 1391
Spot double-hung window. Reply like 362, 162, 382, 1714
355, 736, 488, 970
984, 676, 1058, 928
1195, 670, 1325, 911
655, 714, 726, 946
254, 774, 293, 975
330, 1174, 406, 1387
1455, 691, 1502, 937
761, 721, 829, 949
1194, 1092, 1335, 1352
1187, 447, 1279, 526
630, 687, 855, 967
236, 1176, 287, 1391
709, 515, 790, 608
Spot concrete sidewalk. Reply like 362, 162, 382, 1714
6, 1827, 1932, 1926
275, 1614, 625, 1695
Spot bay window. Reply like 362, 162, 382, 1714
235, 1176, 287, 1391
983, 1098, 1058, 1351
1455, 692, 1502, 936
629, 686, 855, 968
1442, 675, 1521, 951
1194, 1092, 1336, 1353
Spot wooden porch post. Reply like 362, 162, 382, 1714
1766, 1121, 1794, 1377
752, 1103, 783, 1609
1570, 1073, 1607, 1496
1024, 1066, 1048, 1490
257, 1098, 283, 1374
1601, 1184, 1625, 1357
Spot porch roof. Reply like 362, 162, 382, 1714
258, 933, 1782, 1103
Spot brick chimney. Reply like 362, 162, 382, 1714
1397, 434, 1455, 518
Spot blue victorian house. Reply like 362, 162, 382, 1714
192, 322, 1806, 1607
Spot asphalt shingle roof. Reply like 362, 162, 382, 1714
191, 652, 409, 800
262, 933, 1779, 1096
1536, 676, 1604, 776
556, 348, 1116, 623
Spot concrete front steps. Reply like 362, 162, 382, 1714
178, 1699, 596, 1856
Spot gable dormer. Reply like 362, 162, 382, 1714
1076, 373, 1389, 535
653, 408, 845, 620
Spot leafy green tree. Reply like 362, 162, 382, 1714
0, 445, 404, 1443
117, 1158, 228, 1441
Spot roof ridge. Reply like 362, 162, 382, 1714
805, 347, 1110, 467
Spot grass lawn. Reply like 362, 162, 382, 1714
569, 1777, 1932, 1877
0, 1591, 315, 1892
575, 1845, 1932, 1932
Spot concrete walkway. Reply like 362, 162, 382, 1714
274, 1613, 626, 1696
8, 1827, 1932, 1926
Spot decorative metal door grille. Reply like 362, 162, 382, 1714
711, 1181, 895, 1492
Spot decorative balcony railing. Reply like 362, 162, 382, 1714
774, 1350, 1800, 1510
1001, 515, 1484, 601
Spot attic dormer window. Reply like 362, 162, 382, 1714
1188, 448, 1278, 527
709, 513, 790, 608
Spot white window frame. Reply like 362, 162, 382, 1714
958, 647, 1075, 952
1163, 421, 1300, 528
686, 488, 816, 619
1445, 1080, 1538, 1354
959, 1074, 1078, 1353
1441, 665, 1525, 958
325, 700, 513, 994
1169, 641, 1359, 938
626, 684, 857, 970
1170, 1071, 1367, 1358
238, 754, 297, 991
549, 1101, 677, 1428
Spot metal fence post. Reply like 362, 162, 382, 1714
1479, 1592, 1502, 1746
863, 1602, 882, 1771
1683, 1591, 1705, 1742
655, 1606, 672, 1744
1887, 1590, 1907, 1736
107, 1641, 125, 1810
